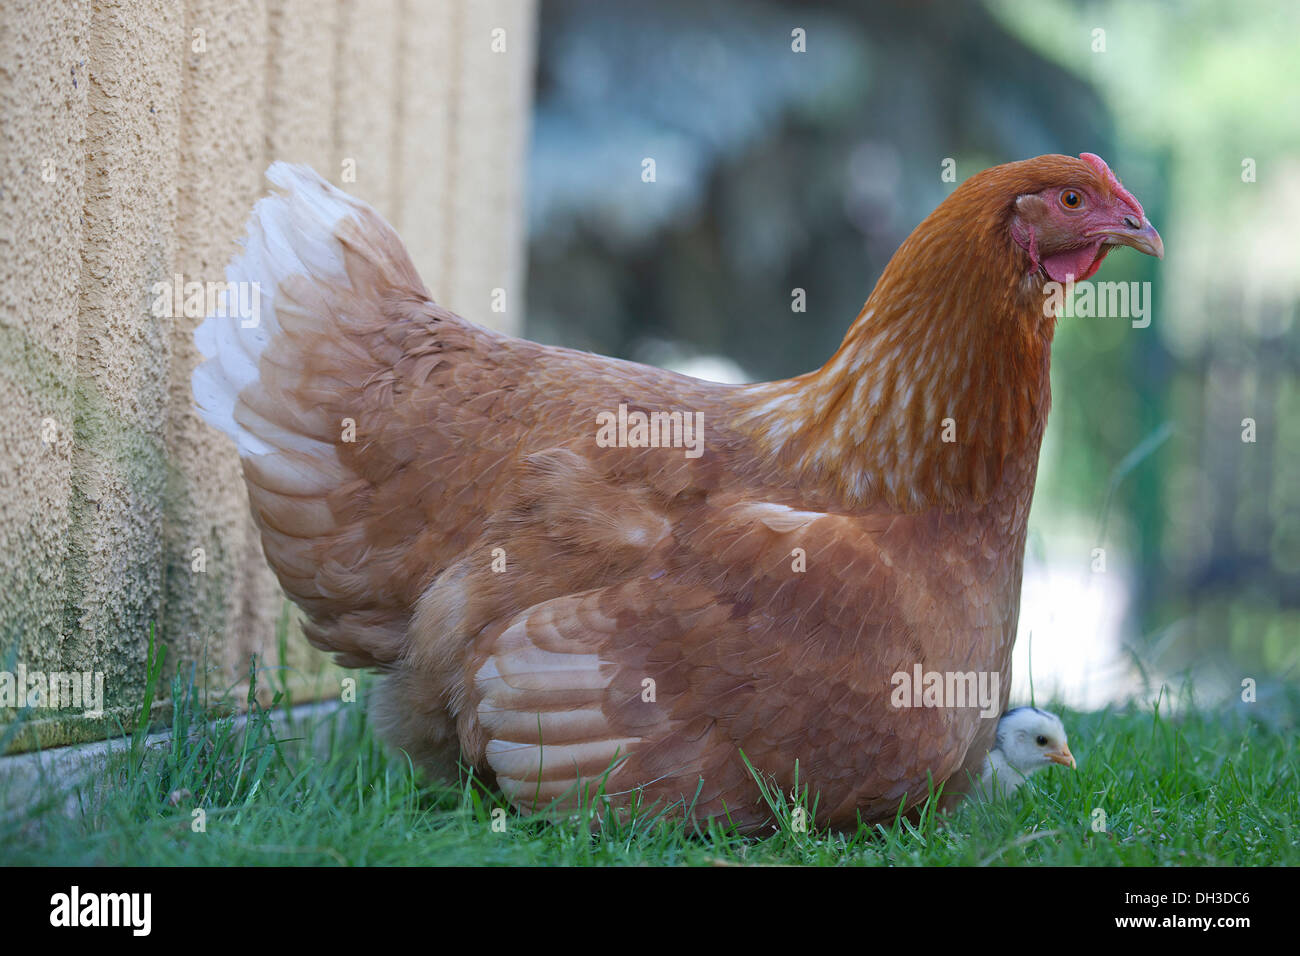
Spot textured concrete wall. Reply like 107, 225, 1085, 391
0, 0, 536, 750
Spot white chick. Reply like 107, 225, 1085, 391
976, 706, 1075, 800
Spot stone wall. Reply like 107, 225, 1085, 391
0, 0, 536, 749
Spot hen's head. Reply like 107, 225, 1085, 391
995, 706, 1076, 774
1001, 152, 1163, 283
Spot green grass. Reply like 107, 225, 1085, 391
2, 656, 1297, 866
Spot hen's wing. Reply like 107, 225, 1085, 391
418, 492, 980, 831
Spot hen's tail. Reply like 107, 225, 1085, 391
192, 163, 433, 667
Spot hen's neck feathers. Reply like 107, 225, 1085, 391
741, 165, 1061, 513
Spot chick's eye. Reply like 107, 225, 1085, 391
1060, 189, 1083, 209
1036, 735, 1048, 746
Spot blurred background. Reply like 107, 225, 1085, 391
522, 0, 1300, 711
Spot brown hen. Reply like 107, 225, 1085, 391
193, 153, 1162, 830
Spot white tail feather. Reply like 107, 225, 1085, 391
191, 162, 366, 459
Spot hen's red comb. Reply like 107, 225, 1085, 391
1080, 152, 1144, 218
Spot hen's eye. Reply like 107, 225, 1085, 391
1060, 190, 1083, 209
1036, 735, 1048, 746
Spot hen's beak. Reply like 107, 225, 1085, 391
1095, 217, 1164, 260
1046, 745, 1076, 769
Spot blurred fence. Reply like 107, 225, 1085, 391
0, 0, 536, 750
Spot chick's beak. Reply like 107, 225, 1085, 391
1046, 745, 1076, 769
1096, 216, 1164, 260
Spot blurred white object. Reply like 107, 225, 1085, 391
1014, 556, 1141, 708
